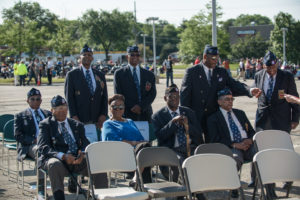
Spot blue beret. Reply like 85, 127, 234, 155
217, 88, 232, 98
204, 45, 219, 55
127, 45, 139, 54
165, 84, 179, 95
27, 88, 41, 98
263, 51, 277, 66
80, 44, 93, 54
51, 95, 67, 108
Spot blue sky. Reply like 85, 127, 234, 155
1, 0, 300, 25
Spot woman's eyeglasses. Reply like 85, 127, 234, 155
111, 105, 125, 110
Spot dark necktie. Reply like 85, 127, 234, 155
172, 112, 186, 147
60, 122, 78, 155
133, 67, 141, 102
208, 69, 212, 85
34, 110, 42, 125
227, 111, 242, 143
85, 70, 94, 95
266, 76, 274, 103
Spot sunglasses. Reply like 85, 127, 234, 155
111, 105, 125, 110
29, 97, 41, 102
130, 53, 140, 57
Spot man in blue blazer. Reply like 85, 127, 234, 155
114, 46, 156, 122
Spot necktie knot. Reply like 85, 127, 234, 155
172, 112, 178, 118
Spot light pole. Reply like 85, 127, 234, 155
281, 28, 288, 63
212, 0, 217, 46
147, 17, 159, 83
141, 33, 147, 67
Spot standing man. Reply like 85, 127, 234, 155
250, 51, 300, 198
207, 88, 256, 197
47, 57, 54, 85
163, 55, 174, 87
14, 88, 52, 197
65, 44, 108, 143
114, 45, 156, 122
251, 51, 300, 133
180, 45, 258, 142
37, 95, 107, 200
13, 60, 19, 86
17, 60, 28, 86
27, 59, 38, 85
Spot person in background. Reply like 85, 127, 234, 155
17, 60, 28, 86
47, 57, 54, 85
13, 60, 19, 86
163, 55, 174, 87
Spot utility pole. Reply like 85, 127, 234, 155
147, 17, 159, 83
141, 34, 147, 67
212, 0, 217, 46
281, 27, 288, 63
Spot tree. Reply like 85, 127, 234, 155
48, 20, 77, 65
81, 9, 134, 60
231, 33, 269, 59
2, 1, 57, 33
233, 14, 272, 26
0, 18, 48, 58
270, 12, 300, 63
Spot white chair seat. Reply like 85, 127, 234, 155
94, 187, 148, 200
144, 182, 187, 198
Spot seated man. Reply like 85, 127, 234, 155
14, 88, 52, 197
37, 95, 107, 200
152, 84, 203, 178
207, 88, 256, 198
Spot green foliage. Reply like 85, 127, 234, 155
81, 9, 134, 60
231, 33, 269, 59
270, 12, 300, 63
233, 14, 272, 26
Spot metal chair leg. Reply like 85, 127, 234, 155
17, 159, 20, 188
44, 173, 47, 200
7, 149, 10, 180
22, 160, 24, 194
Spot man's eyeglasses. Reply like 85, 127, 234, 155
223, 97, 235, 102
29, 97, 41, 102
130, 53, 140, 57
111, 105, 125, 110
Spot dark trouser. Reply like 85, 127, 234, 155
166, 71, 173, 87
27, 72, 37, 85
19, 75, 26, 86
47, 69, 52, 84
27, 144, 44, 189
43, 158, 107, 194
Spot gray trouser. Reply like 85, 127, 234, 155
27, 144, 44, 181
232, 144, 256, 179
44, 158, 107, 193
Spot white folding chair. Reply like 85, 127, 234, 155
182, 153, 245, 200
253, 130, 294, 152
85, 141, 148, 200
253, 149, 300, 200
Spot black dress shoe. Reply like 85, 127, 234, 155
248, 180, 255, 188
231, 190, 239, 198
266, 184, 277, 199
195, 193, 207, 200
53, 190, 65, 200
283, 182, 293, 190
125, 172, 134, 179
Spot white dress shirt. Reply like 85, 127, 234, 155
263, 73, 277, 95
219, 108, 248, 141
81, 65, 96, 92
129, 65, 141, 84
56, 119, 76, 160
29, 108, 45, 137
47, 60, 54, 69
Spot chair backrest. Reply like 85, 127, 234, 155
194, 143, 233, 158
253, 130, 294, 151
85, 141, 136, 174
3, 119, 15, 140
0, 114, 14, 132
254, 149, 300, 185
182, 154, 241, 193
136, 147, 180, 169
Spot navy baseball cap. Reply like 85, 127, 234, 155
217, 88, 232, 98
263, 51, 277, 66
51, 95, 67, 108
127, 45, 139, 54
27, 88, 41, 98
203, 45, 219, 55
80, 44, 93, 54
